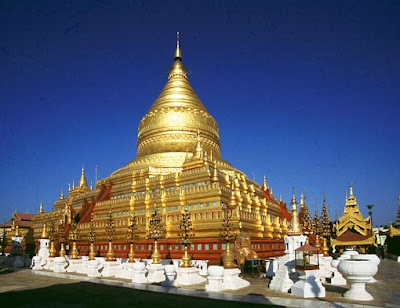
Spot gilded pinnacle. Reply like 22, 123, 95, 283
174, 31, 182, 61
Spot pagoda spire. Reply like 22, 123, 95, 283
262, 175, 268, 190
79, 166, 88, 188
321, 193, 331, 238
60, 189, 64, 200
288, 187, 302, 235
174, 31, 182, 61
38, 201, 44, 214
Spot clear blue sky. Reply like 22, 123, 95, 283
1, 1, 399, 227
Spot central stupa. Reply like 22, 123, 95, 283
32, 36, 288, 262
114, 37, 233, 175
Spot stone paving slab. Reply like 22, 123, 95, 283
0, 259, 399, 307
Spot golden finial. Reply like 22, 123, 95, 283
212, 160, 218, 182
79, 166, 88, 188
68, 183, 71, 192
300, 192, 305, 207
72, 179, 75, 190
349, 183, 354, 198
291, 187, 296, 203
41, 223, 48, 239
90, 180, 93, 190
279, 194, 282, 202
229, 183, 237, 207
15, 224, 20, 236
262, 175, 268, 190
60, 189, 64, 199
174, 31, 182, 61
38, 201, 44, 214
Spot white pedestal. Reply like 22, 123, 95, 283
66, 259, 83, 273
174, 266, 206, 286
101, 261, 120, 277
291, 271, 326, 298
223, 268, 249, 290
205, 266, 224, 292
205, 276, 224, 292
115, 262, 135, 279
269, 256, 294, 293
161, 264, 176, 287
53, 257, 68, 273
43, 257, 55, 270
132, 262, 147, 283
87, 260, 101, 278
147, 263, 165, 283
31, 256, 42, 270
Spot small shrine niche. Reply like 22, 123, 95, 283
295, 244, 319, 271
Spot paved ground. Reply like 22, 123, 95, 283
0, 259, 399, 308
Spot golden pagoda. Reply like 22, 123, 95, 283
331, 184, 375, 253
32, 36, 287, 261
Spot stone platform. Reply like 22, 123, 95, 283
0, 259, 399, 307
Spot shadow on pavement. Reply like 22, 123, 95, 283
0, 281, 285, 308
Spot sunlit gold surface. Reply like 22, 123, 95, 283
128, 243, 135, 262
151, 239, 161, 264
49, 241, 56, 258
106, 241, 115, 261
89, 243, 96, 260
181, 245, 191, 267
71, 241, 78, 259
59, 243, 66, 257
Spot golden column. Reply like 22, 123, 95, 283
58, 218, 67, 258
147, 208, 164, 264
106, 209, 116, 261
88, 214, 96, 260
178, 206, 195, 267
126, 213, 138, 262
219, 203, 237, 268
48, 217, 57, 258
68, 220, 79, 259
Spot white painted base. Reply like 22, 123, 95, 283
115, 262, 135, 279
291, 271, 326, 298
174, 266, 206, 287
147, 263, 165, 283
132, 269, 147, 283
66, 259, 83, 273
87, 260, 101, 278
53, 257, 67, 273
269, 256, 293, 293
43, 258, 54, 270
31, 256, 42, 270
343, 281, 373, 301
205, 276, 224, 292
223, 268, 249, 290
101, 261, 120, 277
161, 265, 176, 287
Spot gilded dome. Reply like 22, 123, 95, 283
118, 38, 234, 174
136, 42, 221, 159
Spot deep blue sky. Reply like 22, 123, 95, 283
1, 1, 399, 227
